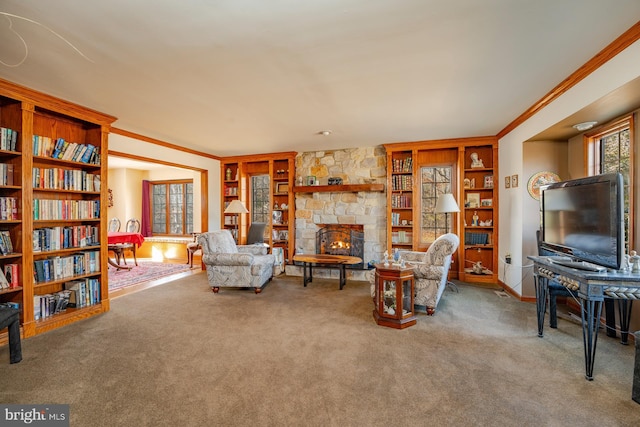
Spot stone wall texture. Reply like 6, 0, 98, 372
293, 146, 387, 271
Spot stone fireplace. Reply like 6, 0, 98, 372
286, 147, 387, 280
316, 224, 365, 269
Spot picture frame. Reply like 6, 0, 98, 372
273, 230, 279, 241
279, 230, 288, 241
483, 175, 493, 189
466, 192, 480, 208
511, 174, 519, 188
481, 198, 493, 207
276, 182, 289, 194
463, 178, 471, 189
272, 210, 282, 225
306, 175, 316, 186
505, 176, 511, 189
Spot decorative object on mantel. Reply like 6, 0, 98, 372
108, 188, 114, 207
293, 183, 384, 193
527, 171, 561, 200
328, 177, 343, 185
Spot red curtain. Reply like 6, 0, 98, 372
141, 180, 152, 237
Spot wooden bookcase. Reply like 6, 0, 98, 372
388, 149, 415, 251
384, 137, 498, 285
0, 78, 115, 341
220, 153, 296, 263
460, 144, 498, 283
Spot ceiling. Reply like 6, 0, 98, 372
1, 1, 640, 158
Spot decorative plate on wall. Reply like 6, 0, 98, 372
527, 171, 561, 200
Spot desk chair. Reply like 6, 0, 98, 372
537, 230, 578, 328
247, 222, 267, 245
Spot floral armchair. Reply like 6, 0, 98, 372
369, 233, 460, 315
198, 230, 275, 294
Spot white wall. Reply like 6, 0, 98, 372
107, 168, 145, 226
108, 133, 221, 232
499, 38, 640, 297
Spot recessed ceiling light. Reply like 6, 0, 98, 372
572, 121, 598, 132
318, 130, 332, 136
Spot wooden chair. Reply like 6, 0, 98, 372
108, 217, 121, 232
186, 233, 201, 268
109, 219, 141, 266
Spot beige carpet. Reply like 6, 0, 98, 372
0, 273, 638, 426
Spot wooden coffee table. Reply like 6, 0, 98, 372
293, 254, 363, 290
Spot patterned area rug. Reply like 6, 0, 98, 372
108, 261, 192, 291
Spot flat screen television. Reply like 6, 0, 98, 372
540, 172, 624, 270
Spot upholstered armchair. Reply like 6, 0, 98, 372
367, 233, 460, 315
198, 230, 275, 293
400, 233, 460, 315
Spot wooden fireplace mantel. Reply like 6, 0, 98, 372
293, 184, 384, 193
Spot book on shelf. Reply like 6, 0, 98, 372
3, 263, 18, 288
1, 127, 18, 151
0, 268, 9, 289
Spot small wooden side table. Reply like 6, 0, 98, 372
373, 263, 416, 329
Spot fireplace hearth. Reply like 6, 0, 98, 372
316, 224, 365, 269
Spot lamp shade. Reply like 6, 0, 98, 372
224, 199, 249, 214
435, 193, 460, 214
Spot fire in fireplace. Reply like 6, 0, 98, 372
316, 224, 365, 269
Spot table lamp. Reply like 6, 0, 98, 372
435, 193, 459, 234
224, 200, 248, 242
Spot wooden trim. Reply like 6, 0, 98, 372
0, 77, 116, 125
110, 127, 220, 161
497, 21, 640, 139
293, 184, 384, 193
384, 136, 497, 152
108, 150, 207, 172
220, 151, 298, 163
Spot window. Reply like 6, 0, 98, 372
420, 166, 453, 243
251, 175, 270, 224
586, 115, 634, 252
151, 180, 194, 235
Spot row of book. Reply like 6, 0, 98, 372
33, 251, 100, 284
34, 278, 100, 320
392, 156, 412, 173
33, 167, 101, 192
224, 215, 238, 225
465, 232, 490, 245
391, 194, 412, 208
0, 263, 19, 289
0, 230, 14, 255
33, 199, 100, 220
391, 231, 413, 244
0, 162, 15, 186
391, 174, 413, 191
0, 197, 18, 220
33, 225, 100, 252
0, 127, 18, 152
32, 136, 101, 165
390, 212, 409, 226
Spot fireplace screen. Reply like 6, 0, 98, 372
316, 225, 365, 269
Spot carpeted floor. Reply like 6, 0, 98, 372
1, 273, 638, 426
107, 260, 192, 291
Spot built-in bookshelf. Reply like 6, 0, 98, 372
387, 149, 415, 250
460, 144, 498, 283
384, 137, 498, 285
0, 78, 115, 342
220, 153, 296, 262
